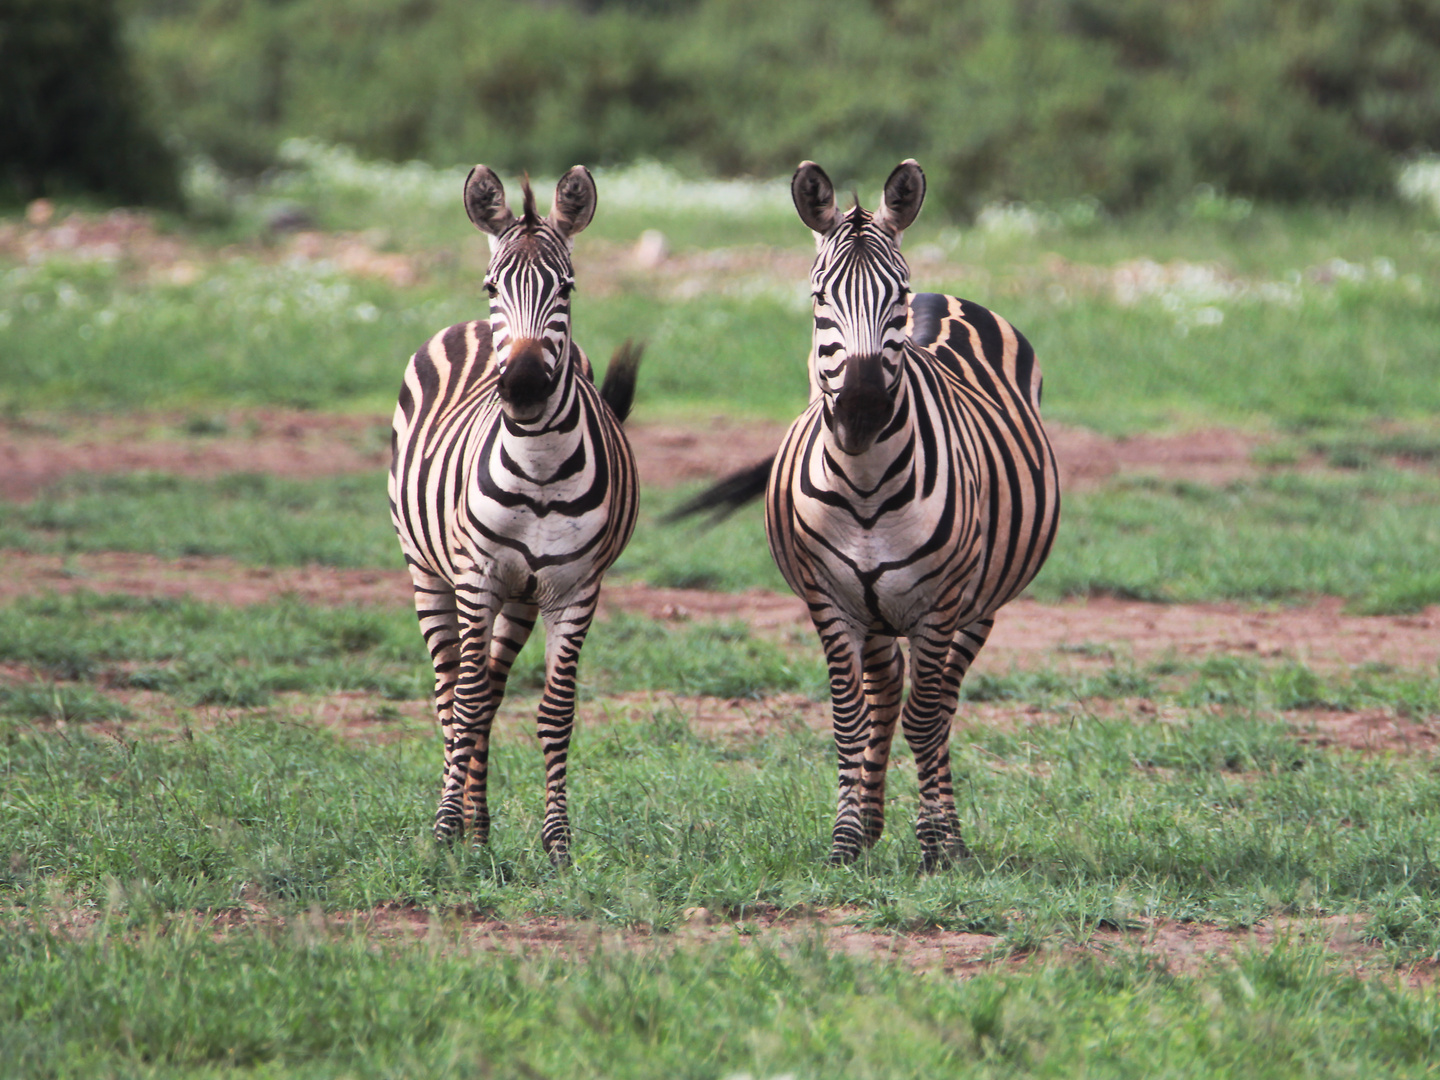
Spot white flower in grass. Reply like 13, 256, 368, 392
1399, 156, 1440, 217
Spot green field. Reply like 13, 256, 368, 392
3, 155, 1440, 1076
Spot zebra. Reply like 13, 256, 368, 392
672, 160, 1059, 869
389, 164, 641, 862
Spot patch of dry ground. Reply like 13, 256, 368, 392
0, 411, 1315, 502
24, 899, 1432, 989
3, 550, 1434, 676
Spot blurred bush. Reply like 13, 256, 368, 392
0, 0, 180, 206
126, 0, 1440, 214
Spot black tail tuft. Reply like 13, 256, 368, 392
663, 456, 774, 525
599, 339, 643, 424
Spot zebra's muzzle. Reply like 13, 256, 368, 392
830, 353, 894, 455
496, 341, 556, 421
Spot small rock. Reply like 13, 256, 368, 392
633, 229, 669, 269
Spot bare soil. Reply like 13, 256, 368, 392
3, 550, 1436, 676
25, 898, 1430, 989
0, 411, 1294, 503
332, 906, 1427, 987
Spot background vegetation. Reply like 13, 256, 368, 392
0, 0, 179, 205
128, 0, 1440, 213
6, 0, 1440, 212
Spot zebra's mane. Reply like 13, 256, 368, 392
519, 175, 541, 234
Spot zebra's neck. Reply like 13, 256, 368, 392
820, 368, 915, 497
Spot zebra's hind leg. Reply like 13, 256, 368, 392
534, 593, 599, 865
407, 565, 466, 843
858, 635, 904, 849
903, 618, 992, 870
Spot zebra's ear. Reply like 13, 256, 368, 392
792, 161, 838, 237
464, 166, 515, 237
875, 159, 925, 237
550, 166, 597, 239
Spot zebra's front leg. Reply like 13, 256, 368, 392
902, 618, 988, 870
446, 591, 503, 847
489, 600, 539, 703
815, 611, 872, 864
406, 565, 466, 842
534, 595, 598, 865
858, 635, 903, 849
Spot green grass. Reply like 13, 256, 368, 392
4, 195, 1439, 430
7, 467, 1438, 610
0, 591, 829, 709
6, 922, 1438, 1079
0, 472, 400, 568
0, 255, 811, 419
5, 696, 1440, 949
6, 165, 1440, 1075
1032, 470, 1440, 610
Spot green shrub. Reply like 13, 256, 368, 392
0, 0, 179, 206
126, 0, 1438, 213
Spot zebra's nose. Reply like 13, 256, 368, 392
831, 353, 892, 455
497, 340, 552, 415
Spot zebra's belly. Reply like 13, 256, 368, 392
457, 494, 620, 596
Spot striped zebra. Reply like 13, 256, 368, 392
675, 160, 1059, 868
389, 165, 640, 861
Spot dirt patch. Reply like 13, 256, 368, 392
0, 411, 391, 502
1289, 710, 1440, 755
0, 550, 411, 608
0, 410, 1321, 503
2, 552, 1436, 676
989, 595, 1440, 673
1047, 424, 1267, 490
62, 903, 1420, 988
1, 206, 426, 288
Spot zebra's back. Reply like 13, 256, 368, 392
913, 293, 1058, 619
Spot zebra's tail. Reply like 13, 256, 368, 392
600, 339, 643, 424
663, 456, 774, 524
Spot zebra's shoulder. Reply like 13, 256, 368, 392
568, 341, 596, 384
406, 319, 498, 399
906, 293, 1040, 408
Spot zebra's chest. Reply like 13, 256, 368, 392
454, 425, 612, 578
782, 447, 983, 632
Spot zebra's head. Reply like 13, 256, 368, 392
464, 164, 597, 423
793, 159, 925, 456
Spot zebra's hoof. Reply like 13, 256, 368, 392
918, 837, 971, 873
433, 815, 463, 844
542, 822, 572, 866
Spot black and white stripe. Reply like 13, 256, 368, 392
389, 166, 639, 861
676, 160, 1059, 868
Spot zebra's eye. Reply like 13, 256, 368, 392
558, 282, 574, 300
484, 282, 498, 299
812, 289, 826, 305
